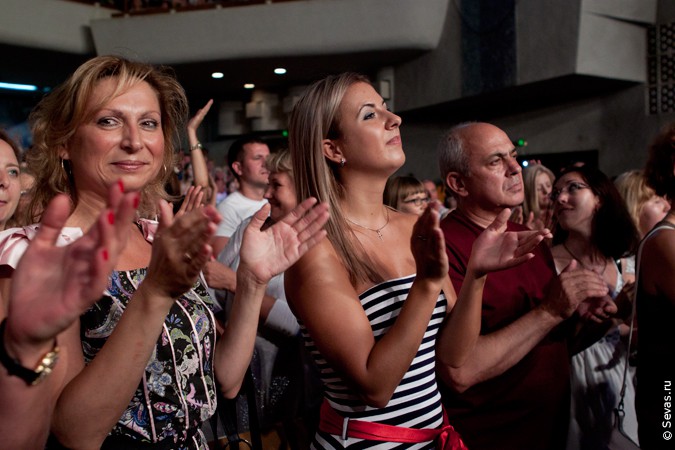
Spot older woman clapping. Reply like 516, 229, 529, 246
0, 56, 327, 449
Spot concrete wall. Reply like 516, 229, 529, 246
397, 86, 675, 183
0, 0, 111, 53
391, 0, 673, 183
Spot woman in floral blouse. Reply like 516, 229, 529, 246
0, 55, 327, 449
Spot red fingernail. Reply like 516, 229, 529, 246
102, 249, 109, 261
133, 194, 140, 209
118, 179, 125, 193
108, 211, 114, 225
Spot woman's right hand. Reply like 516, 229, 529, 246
237, 198, 329, 286
143, 200, 220, 299
411, 201, 448, 282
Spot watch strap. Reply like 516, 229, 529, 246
0, 318, 59, 385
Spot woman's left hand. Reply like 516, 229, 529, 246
468, 208, 552, 277
238, 198, 329, 285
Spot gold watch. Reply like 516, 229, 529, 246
0, 318, 60, 385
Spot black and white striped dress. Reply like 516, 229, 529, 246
301, 275, 447, 449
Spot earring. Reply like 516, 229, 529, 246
340, 158, 345, 168
60, 158, 72, 176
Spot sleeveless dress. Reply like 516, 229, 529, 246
0, 221, 218, 449
564, 262, 639, 449
301, 275, 447, 449
635, 222, 675, 449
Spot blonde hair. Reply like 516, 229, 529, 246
614, 170, 656, 231
265, 148, 293, 180
522, 163, 555, 218
26, 55, 188, 222
289, 72, 382, 284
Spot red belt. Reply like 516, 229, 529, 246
319, 399, 468, 449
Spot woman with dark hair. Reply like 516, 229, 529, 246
550, 165, 640, 449
383, 175, 429, 216
636, 122, 675, 449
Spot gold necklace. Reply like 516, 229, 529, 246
563, 242, 607, 275
345, 207, 390, 241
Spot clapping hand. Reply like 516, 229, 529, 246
411, 201, 448, 281
187, 99, 213, 137
577, 295, 618, 323
468, 208, 552, 278
7, 182, 138, 345
175, 185, 205, 218
144, 201, 220, 299
238, 198, 329, 285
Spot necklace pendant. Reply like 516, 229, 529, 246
376, 230, 383, 240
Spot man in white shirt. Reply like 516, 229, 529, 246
213, 137, 270, 256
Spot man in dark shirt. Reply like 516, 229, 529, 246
436, 122, 609, 450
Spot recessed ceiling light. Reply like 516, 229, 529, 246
211, 72, 224, 79
274, 68, 287, 75
0, 81, 38, 91
244, 83, 255, 89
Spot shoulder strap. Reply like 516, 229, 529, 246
619, 221, 675, 404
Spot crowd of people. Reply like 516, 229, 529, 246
0, 55, 673, 450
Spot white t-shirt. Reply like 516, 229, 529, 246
215, 190, 267, 238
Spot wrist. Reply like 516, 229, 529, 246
2, 319, 55, 368
235, 265, 269, 291
534, 303, 566, 325
0, 318, 59, 385
136, 279, 177, 311
190, 142, 203, 151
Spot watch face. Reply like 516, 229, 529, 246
30, 348, 60, 386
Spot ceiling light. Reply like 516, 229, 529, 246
0, 81, 38, 92
244, 83, 255, 89
274, 68, 287, 75
211, 72, 224, 79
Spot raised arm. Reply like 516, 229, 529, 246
286, 205, 453, 408
51, 202, 220, 448
187, 99, 213, 192
215, 198, 328, 397
0, 183, 138, 450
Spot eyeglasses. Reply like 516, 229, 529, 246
549, 181, 590, 202
402, 196, 430, 206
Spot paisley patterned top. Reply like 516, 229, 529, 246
0, 220, 218, 449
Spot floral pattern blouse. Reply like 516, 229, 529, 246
0, 220, 218, 449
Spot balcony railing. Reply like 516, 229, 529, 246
62, 0, 303, 16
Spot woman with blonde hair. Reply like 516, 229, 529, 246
0, 55, 328, 449
521, 163, 555, 230
285, 72, 548, 449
